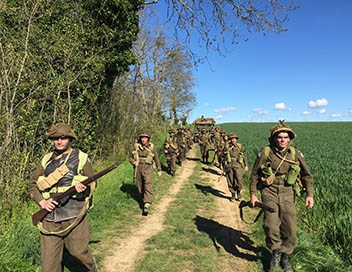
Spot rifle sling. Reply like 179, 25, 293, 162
239, 204, 264, 224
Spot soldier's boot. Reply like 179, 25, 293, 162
281, 253, 294, 272
230, 192, 236, 202
236, 190, 242, 200
143, 203, 151, 216
270, 249, 281, 270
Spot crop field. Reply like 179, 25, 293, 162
220, 121, 352, 264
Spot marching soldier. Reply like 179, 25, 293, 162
28, 123, 98, 272
223, 132, 248, 201
198, 128, 211, 163
129, 131, 162, 216
249, 121, 314, 271
163, 129, 179, 176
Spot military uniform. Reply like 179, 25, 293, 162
176, 127, 187, 164
211, 127, 221, 166
28, 123, 98, 272
198, 129, 211, 163
129, 132, 161, 215
163, 129, 178, 176
223, 132, 248, 201
249, 121, 314, 271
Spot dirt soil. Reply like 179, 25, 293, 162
101, 147, 258, 272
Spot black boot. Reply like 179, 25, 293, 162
236, 190, 242, 200
281, 253, 293, 272
270, 249, 281, 270
230, 192, 236, 202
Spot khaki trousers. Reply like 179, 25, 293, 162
261, 182, 297, 255
40, 215, 96, 272
136, 163, 154, 204
225, 163, 243, 193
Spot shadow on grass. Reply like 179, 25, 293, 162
201, 166, 222, 176
120, 182, 141, 208
194, 215, 260, 262
194, 183, 229, 200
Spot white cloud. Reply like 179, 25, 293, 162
331, 113, 341, 118
303, 111, 312, 115
253, 108, 269, 116
215, 115, 223, 120
275, 102, 287, 110
308, 98, 328, 108
349, 107, 352, 113
318, 108, 326, 114
213, 107, 236, 114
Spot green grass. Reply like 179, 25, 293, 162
2, 122, 352, 271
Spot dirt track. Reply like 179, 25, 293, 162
101, 146, 258, 272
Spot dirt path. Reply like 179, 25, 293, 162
101, 147, 257, 272
200, 163, 258, 271
101, 149, 197, 272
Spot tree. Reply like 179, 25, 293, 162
145, 0, 299, 62
0, 0, 142, 224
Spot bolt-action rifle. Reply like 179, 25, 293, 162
239, 200, 275, 224
31, 162, 122, 226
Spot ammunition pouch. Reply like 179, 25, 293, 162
145, 152, 154, 164
285, 164, 301, 185
37, 164, 70, 191
237, 153, 244, 168
260, 162, 274, 185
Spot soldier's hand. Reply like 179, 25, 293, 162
250, 194, 259, 207
75, 182, 87, 193
306, 196, 314, 209
39, 198, 58, 212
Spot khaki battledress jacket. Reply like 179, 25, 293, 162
28, 148, 97, 272
224, 142, 248, 192
129, 142, 161, 204
163, 136, 178, 173
249, 144, 314, 255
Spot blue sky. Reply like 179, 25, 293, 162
149, 1, 352, 123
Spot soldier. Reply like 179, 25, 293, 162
217, 129, 227, 170
129, 131, 162, 216
185, 127, 194, 150
222, 132, 248, 201
249, 121, 314, 271
28, 123, 98, 272
211, 127, 221, 166
198, 128, 211, 163
176, 127, 187, 165
163, 129, 179, 176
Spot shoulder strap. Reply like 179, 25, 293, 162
264, 146, 270, 159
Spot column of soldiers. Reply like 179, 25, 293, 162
163, 127, 193, 176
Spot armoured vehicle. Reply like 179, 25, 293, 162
193, 116, 215, 142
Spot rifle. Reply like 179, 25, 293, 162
239, 200, 275, 224
32, 162, 121, 226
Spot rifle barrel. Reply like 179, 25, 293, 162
31, 162, 121, 226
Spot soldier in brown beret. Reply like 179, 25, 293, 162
28, 123, 98, 272
249, 120, 314, 271
129, 131, 162, 216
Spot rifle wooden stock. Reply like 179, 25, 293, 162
32, 162, 121, 226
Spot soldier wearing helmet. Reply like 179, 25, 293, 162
28, 122, 98, 272
249, 120, 314, 271
222, 132, 248, 201
129, 131, 162, 216
176, 127, 187, 165
198, 128, 211, 163
163, 128, 179, 176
